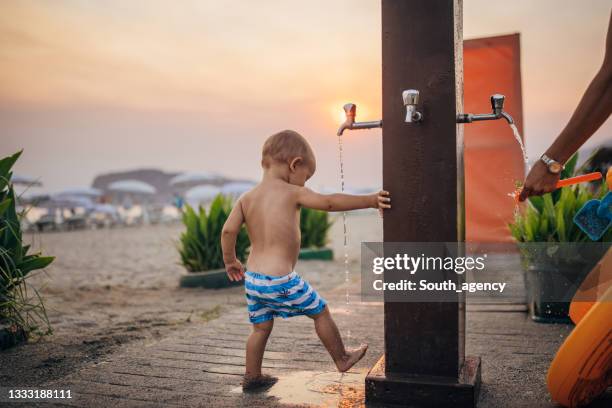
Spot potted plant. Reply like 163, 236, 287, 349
1, 151, 54, 350
298, 207, 334, 260
509, 153, 611, 323
178, 194, 249, 288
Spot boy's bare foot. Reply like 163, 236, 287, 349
242, 374, 278, 392
336, 344, 368, 372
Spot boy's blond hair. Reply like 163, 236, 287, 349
261, 130, 315, 169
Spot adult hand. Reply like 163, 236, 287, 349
518, 160, 561, 202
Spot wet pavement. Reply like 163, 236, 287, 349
11, 254, 612, 407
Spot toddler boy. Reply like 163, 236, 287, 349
221, 130, 390, 391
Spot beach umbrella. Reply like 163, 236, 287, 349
17, 192, 50, 205
169, 172, 221, 187
56, 187, 102, 198
108, 180, 156, 195
185, 185, 221, 202
48, 194, 94, 210
92, 203, 118, 215
20, 192, 50, 201
14, 182, 43, 198
221, 181, 255, 197
12, 174, 42, 186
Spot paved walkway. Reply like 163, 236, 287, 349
40, 288, 383, 407
36, 256, 609, 407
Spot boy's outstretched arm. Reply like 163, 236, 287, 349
221, 199, 246, 281
296, 187, 390, 213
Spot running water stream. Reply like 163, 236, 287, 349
510, 123, 529, 172
337, 133, 351, 343
507, 123, 530, 217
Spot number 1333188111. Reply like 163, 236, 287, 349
8, 389, 72, 399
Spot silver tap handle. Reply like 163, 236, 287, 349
490, 94, 505, 114
343, 103, 356, 119
402, 89, 422, 123
402, 89, 419, 106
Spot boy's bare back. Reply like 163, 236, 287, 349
239, 179, 303, 276
221, 129, 389, 282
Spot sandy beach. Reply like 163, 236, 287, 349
1, 212, 381, 388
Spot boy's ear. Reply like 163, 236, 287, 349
289, 157, 303, 172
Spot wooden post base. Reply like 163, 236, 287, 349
365, 355, 481, 407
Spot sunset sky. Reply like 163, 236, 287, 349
2, 0, 611, 192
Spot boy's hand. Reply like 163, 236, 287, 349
374, 190, 391, 217
225, 259, 245, 281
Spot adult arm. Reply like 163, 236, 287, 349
520, 12, 612, 201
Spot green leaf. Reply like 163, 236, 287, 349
528, 195, 544, 213
524, 208, 536, 242
1, 187, 21, 255
555, 201, 566, 241
18, 256, 55, 276
561, 152, 578, 180
538, 216, 549, 240
542, 194, 555, 225
0, 150, 23, 191
0, 198, 12, 218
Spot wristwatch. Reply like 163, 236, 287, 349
540, 154, 564, 174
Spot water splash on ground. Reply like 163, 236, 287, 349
266, 370, 366, 406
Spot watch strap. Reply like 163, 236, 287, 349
541, 154, 564, 169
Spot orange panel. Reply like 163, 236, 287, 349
464, 33, 525, 243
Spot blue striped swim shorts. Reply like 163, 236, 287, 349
244, 270, 327, 324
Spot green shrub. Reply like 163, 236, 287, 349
509, 153, 611, 243
178, 194, 249, 272
1, 151, 54, 336
300, 207, 333, 248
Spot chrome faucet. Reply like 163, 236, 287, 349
402, 89, 423, 123
337, 103, 382, 136
457, 94, 514, 124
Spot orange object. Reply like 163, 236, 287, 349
555, 172, 602, 188
548, 248, 612, 407
464, 33, 524, 243
547, 285, 612, 408
511, 172, 604, 205
607, 167, 612, 190
569, 247, 612, 324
